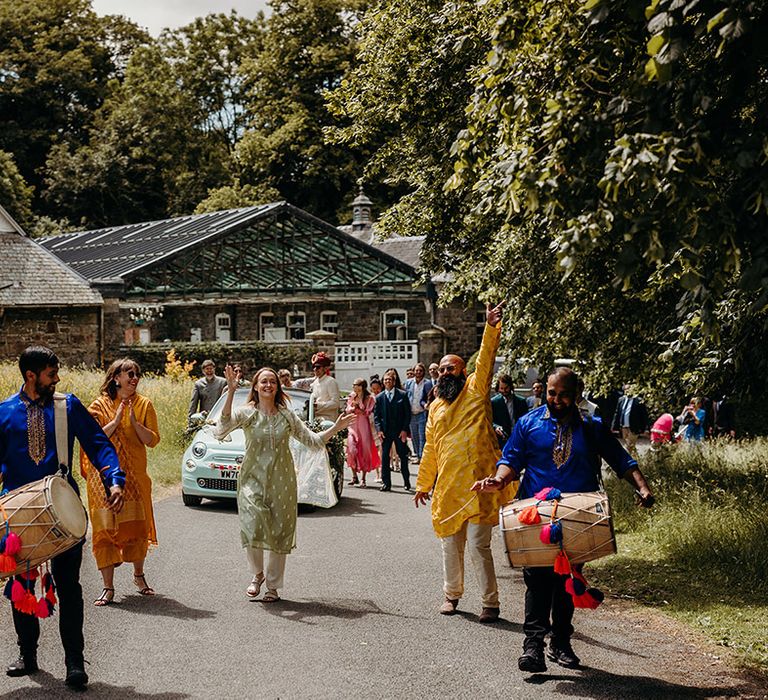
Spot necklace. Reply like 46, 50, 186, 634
552, 421, 573, 469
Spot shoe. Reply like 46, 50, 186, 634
65, 662, 89, 689
262, 589, 280, 603
547, 640, 581, 668
403, 485, 413, 492
133, 573, 155, 596
439, 598, 459, 615
518, 646, 547, 673
375, 477, 382, 483
7, 654, 38, 677
348, 477, 359, 485
478, 606, 500, 624
94, 587, 115, 606
380, 485, 391, 492
247, 574, 265, 598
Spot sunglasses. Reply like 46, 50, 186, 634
125, 370, 140, 379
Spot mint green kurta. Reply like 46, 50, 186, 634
216, 406, 324, 554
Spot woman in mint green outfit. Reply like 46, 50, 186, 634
216, 366, 353, 602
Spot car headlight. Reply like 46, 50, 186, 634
191, 442, 207, 459
184, 460, 197, 472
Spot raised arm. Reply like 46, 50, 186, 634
473, 302, 504, 393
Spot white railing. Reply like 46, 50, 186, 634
335, 341, 418, 391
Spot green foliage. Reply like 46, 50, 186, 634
0, 150, 34, 228
332, 0, 768, 423
195, 180, 281, 214
594, 439, 768, 670
116, 341, 310, 377
235, 0, 369, 223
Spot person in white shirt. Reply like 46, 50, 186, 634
576, 377, 599, 418
309, 352, 340, 422
404, 363, 432, 463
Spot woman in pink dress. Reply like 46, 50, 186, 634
345, 378, 381, 488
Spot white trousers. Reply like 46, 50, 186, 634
440, 522, 499, 607
246, 546, 287, 591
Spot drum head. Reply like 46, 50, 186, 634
48, 477, 87, 539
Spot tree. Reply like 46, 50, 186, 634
332, 0, 768, 425
234, 0, 368, 223
0, 150, 34, 228
0, 0, 148, 207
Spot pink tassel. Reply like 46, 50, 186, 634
539, 524, 552, 544
4, 532, 21, 557
10, 580, 24, 604
35, 597, 50, 619
534, 487, 552, 501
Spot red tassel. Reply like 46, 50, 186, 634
10, 580, 24, 603
16, 591, 37, 615
0, 553, 16, 573
4, 532, 21, 557
517, 505, 541, 525
554, 550, 571, 575
35, 597, 50, 619
46, 586, 57, 607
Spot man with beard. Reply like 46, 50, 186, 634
473, 367, 654, 673
0, 347, 125, 690
414, 302, 514, 623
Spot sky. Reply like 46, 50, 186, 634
91, 0, 271, 35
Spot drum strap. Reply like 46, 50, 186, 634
53, 392, 69, 476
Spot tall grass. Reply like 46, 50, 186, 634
0, 363, 192, 493
594, 439, 768, 670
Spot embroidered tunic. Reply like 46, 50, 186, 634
80, 394, 160, 567
311, 374, 341, 422
215, 405, 325, 554
0, 390, 124, 495
416, 323, 515, 538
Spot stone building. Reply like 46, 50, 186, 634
41, 200, 484, 382
0, 204, 104, 365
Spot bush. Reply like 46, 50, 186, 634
114, 341, 311, 377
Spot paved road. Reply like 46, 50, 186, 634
1, 469, 762, 699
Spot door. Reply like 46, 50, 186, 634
215, 313, 231, 342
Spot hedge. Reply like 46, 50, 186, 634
115, 341, 312, 377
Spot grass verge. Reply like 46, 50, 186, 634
591, 440, 768, 673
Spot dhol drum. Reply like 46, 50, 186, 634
0, 475, 87, 578
500, 491, 616, 568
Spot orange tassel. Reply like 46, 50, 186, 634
0, 553, 16, 573
517, 505, 541, 525
554, 550, 571, 575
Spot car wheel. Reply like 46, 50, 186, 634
182, 492, 203, 507
333, 467, 344, 500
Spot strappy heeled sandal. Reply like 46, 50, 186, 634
262, 589, 280, 603
247, 574, 265, 598
94, 587, 114, 606
133, 573, 155, 596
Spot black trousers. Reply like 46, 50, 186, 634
380, 434, 410, 488
12, 540, 85, 665
522, 566, 575, 649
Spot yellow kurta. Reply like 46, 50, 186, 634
81, 393, 160, 568
415, 322, 517, 538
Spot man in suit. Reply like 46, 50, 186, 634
404, 363, 433, 463
611, 384, 649, 457
374, 368, 412, 492
491, 375, 528, 450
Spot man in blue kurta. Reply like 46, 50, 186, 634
474, 367, 654, 673
0, 346, 125, 689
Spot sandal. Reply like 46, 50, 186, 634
247, 574, 265, 598
359, 482, 367, 489
133, 573, 155, 596
348, 477, 359, 485
94, 587, 115, 606
262, 589, 280, 603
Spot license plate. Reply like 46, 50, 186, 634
210, 463, 240, 479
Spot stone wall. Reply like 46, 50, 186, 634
114, 296, 484, 363
0, 306, 101, 366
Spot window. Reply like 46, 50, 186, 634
320, 310, 338, 334
259, 313, 274, 341
476, 310, 486, 347
286, 311, 306, 340
190, 327, 202, 343
381, 309, 408, 341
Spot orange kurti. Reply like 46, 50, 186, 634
81, 393, 160, 569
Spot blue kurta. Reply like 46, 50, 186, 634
498, 405, 636, 500
0, 389, 125, 495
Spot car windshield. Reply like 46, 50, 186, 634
205, 387, 311, 423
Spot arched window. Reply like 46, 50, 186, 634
286, 311, 306, 340
381, 309, 408, 341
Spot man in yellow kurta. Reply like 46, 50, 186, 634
414, 302, 515, 622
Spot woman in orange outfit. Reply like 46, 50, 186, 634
81, 358, 160, 606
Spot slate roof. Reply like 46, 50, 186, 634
0, 205, 102, 307
43, 202, 418, 290
373, 236, 425, 270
